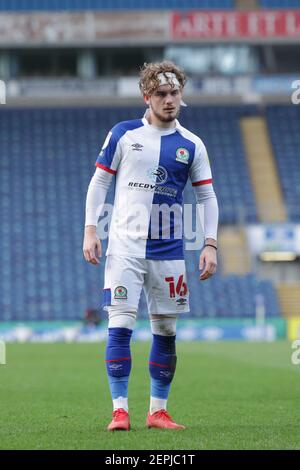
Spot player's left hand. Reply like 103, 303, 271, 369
199, 246, 217, 281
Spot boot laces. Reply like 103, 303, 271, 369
113, 408, 127, 420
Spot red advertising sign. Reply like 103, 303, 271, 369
172, 10, 300, 40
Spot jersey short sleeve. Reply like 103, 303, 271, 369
95, 126, 123, 175
189, 140, 213, 187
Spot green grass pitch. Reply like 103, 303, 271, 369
0, 341, 299, 450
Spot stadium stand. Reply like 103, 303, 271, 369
260, 0, 300, 7
240, 116, 287, 223
186, 272, 280, 318
2, 0, 300, 11
181, 105, 258, 225
0, 0, 234, 11
0, 105, 281, 321
265, 105, 300, 223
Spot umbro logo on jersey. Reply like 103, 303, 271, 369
131, 143, 143, 151
176, 147, 189, 164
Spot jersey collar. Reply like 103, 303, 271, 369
142, 110, 182, 134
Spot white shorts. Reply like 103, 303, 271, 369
103, 255, 190, 315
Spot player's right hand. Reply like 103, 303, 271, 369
83, 226, 102, 265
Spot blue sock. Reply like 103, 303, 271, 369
149, 334, 176, 400
105, 327, 132, 401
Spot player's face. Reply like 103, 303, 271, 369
146, 84, 182, 126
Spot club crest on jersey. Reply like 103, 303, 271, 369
114, 286, 128, 300
147, 166, 168, 185
176, 147, 189, 164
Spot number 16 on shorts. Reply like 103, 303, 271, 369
0, 341, 6, 365
165, 275, 188, 298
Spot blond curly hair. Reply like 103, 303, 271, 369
139, 61, 187, 96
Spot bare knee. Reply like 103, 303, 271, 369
150, 314, 177, 336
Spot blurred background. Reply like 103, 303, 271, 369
0, 0, 300, 343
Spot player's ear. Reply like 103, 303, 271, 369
144, 94, 150, 106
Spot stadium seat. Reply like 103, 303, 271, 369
260, 0, 300, 8
0, 0, 234, 11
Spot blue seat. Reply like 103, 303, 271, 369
260, 0, 300, 8
0, 0, 234, 11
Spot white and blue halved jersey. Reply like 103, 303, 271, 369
96, 115, 213, 260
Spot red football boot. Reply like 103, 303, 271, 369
146, 409, 185, 430
107, 408, 130, 431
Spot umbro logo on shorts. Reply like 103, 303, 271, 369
176, 298, 187, 306
114, 286, 128, 300
131, 143, 143, 151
